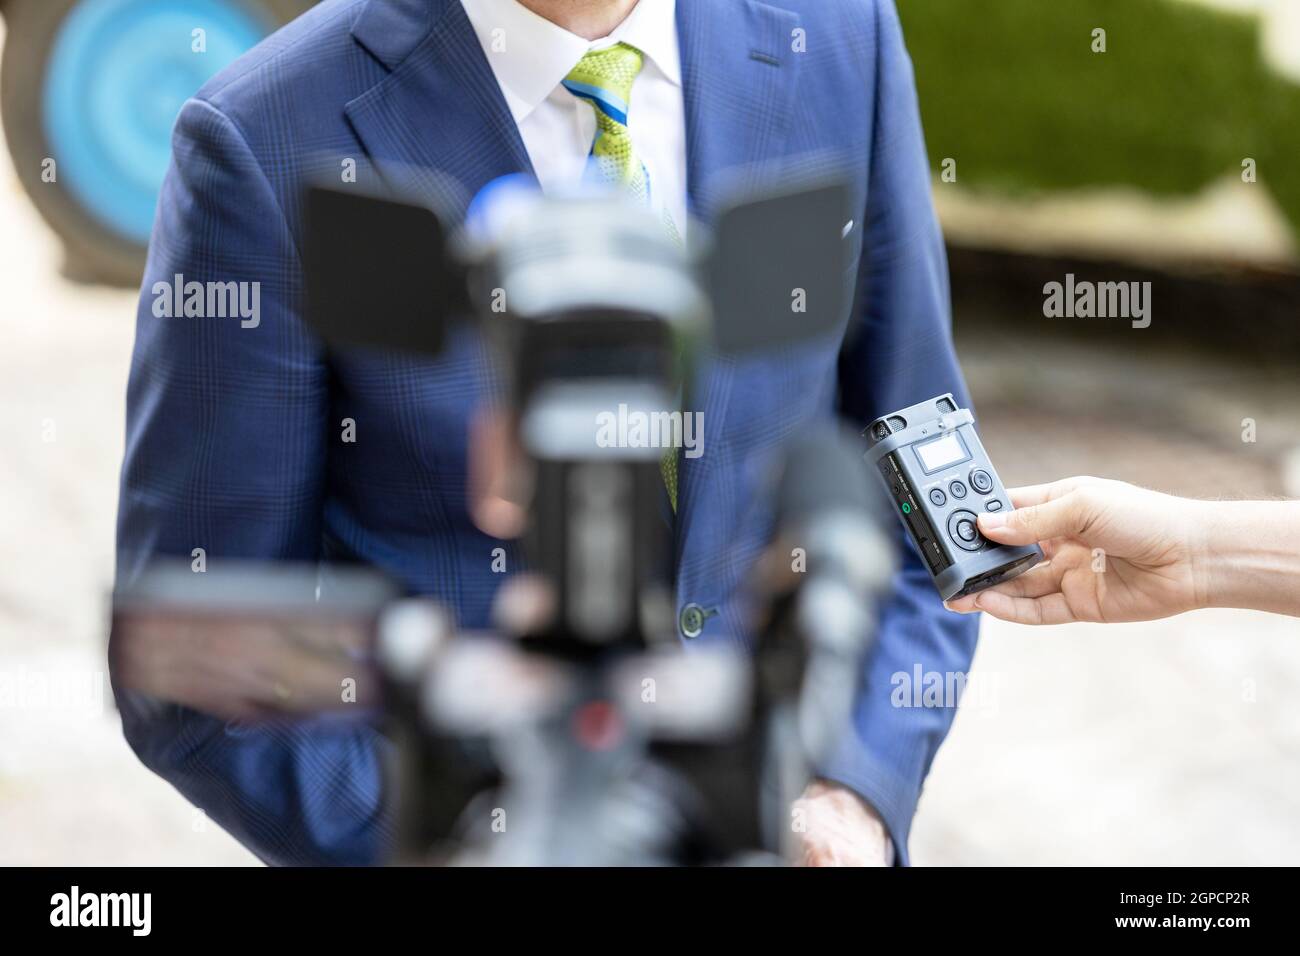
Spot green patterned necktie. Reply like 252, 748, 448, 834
564, 43, 681, 511
563, 43, 651, 199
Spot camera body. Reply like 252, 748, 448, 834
864, 394, 1042, 601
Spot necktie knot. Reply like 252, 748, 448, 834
563, 43, 645, 132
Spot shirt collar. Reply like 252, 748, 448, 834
603, 0, 681, 89
461, 0, 680, 124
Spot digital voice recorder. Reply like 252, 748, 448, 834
863, 394, 1043, 602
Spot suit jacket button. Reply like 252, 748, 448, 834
679, 603, 710, 639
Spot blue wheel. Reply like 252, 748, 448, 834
2, 0, 313, 285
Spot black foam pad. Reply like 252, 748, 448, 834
302, 184, 460, 357
708, 178, 853, 355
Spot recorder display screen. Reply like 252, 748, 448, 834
914, 433, 968, 473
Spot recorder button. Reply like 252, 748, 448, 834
929, 488, 947, 507
985, 499, 1004, 512
947, 510, 984, 552
949, 480, 967, 499
970, 469, 993, 494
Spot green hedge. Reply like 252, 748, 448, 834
898, 0, 1300, 242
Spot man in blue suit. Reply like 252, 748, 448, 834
115, 0, 979, 866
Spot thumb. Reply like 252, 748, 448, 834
977, 491, 1093, 546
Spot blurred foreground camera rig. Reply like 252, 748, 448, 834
117, 174, 897, 865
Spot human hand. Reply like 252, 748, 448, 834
790, 779, 893, 866
110, 611, 375, 720
945, 477, 1211, 624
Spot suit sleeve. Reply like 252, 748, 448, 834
112, 97, 392, 865
819, 0, 981, 865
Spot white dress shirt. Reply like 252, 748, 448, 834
460, 0, 688, 236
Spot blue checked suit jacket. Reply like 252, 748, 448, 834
115, 0, 979, 865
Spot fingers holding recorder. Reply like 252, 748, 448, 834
944, 477, 1212, 625
943, 478, 1109, 622
944, 561, 1076, 624
974, 483, 1099, 547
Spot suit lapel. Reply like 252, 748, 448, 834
346, 0, 535, 217
678, 0, 804, 221
674, 0, 803, 553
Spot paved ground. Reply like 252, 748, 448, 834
1, 18, 1298, 865
0, 130, 259, 865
